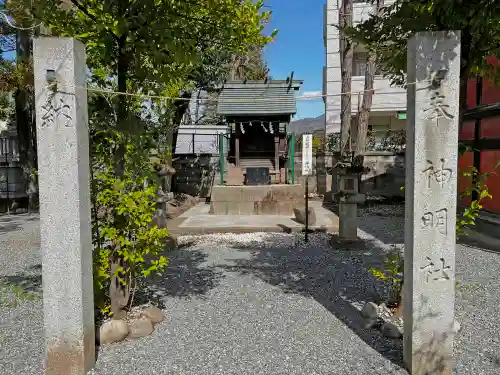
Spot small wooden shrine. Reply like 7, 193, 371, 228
216, 77, 303, 184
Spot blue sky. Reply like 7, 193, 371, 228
264, 0, 325, 120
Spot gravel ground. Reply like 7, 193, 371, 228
0, 214, 43, 375
1, 207, 499, 375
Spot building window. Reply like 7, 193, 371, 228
353, 52, 382, 77
354, 60, 367, 76
353, 52, 368, 76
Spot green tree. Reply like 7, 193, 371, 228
1, 0, 41, 210
348, 0, 500, 128
228, 44, 269, 80
34, 0, 275, 181
29, 0, 275, 315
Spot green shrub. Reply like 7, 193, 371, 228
91, 130, 169, 317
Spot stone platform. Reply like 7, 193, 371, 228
166, 200, 339, 235
209, 184, 303, 215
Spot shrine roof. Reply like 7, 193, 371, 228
216, 79, 303, 117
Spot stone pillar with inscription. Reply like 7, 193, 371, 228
404, 31, 460, 375
34, 38, 95, 374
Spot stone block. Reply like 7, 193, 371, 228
209, 202, 228, 214
277, 201, 295, 215
226, 202, 241, 215
271, 184, 303, 201
238, 202, 255, 215
225, 166, 244, 186
210, 186, 242, 202
240, 186, 271, 202
254, 198, 279, 215
293, 207, 317, 226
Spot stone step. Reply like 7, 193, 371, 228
239, 158, 275, 169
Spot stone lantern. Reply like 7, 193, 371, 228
332, 163, 369, 241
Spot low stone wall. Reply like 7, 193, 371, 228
292, 151, 406, 199
209, 184, 303, 215
173, 155, 221, 198
173, 151, 406, 200
360, 152, 405, 198
291, 152, 330, 196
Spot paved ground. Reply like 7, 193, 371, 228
1, 208, 500, 375
172, 200, 339, 234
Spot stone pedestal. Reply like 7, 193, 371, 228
34, 37, 95, 374
338, 199, 357, 239
334, 169, 365, 241
225, 165, 244, 186
210, 184, 302, 215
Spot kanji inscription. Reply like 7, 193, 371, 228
420, 256, 452, 283
421, 208, 448, 235
422, 91, 454, 123
421, 158, 453, 189
41, 95, 72, 129
421, 69, 455, 125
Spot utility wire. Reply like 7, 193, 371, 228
0, 11, 41, 31
47, 79, 430, 103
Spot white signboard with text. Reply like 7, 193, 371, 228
302, 134, 313, 176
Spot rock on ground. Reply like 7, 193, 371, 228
99, 320, 129, 345
140, 306, 165, 325
127, 317, 154, 339
293, 207, 317, 226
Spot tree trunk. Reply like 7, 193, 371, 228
15, 30, 38, 211
166, 91, 191, 191
339, 0, 354, 158
354, 0, 383, 167
109, 35, 130, 316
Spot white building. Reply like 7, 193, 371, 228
323, 0, 406, 143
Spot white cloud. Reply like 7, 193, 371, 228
301, 91, 322, 97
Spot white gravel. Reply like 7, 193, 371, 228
1, 208, 500, 375
0, 214, 43, 375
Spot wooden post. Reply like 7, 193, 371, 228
274, 135, 279, 177
235, 124, 240, 168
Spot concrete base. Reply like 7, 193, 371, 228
210, 184, 303, 215
170, 200, 339, 235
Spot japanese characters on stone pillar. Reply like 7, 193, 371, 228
404, 31, 460, 375
33, 38, 95, 374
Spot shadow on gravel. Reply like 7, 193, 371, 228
0, 264, 42, 294
0, 217, 23, 235
136, 242, 224, 307
458, 235, 500, 254
222, 234, 406, 370
0, 214, 38, 235
322, 200, 405, 244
